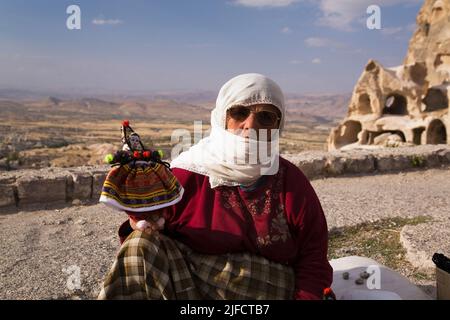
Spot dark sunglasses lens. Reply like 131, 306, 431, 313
257, 111, 278, 126
229, 107, 250, 121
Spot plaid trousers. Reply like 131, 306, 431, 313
98, 231, 295, 300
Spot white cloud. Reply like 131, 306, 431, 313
281, 27, 292, 34
316, 0, 421, 31
312, 58, 321, 64
290, 59, 303, 64
92, 18, 123, 26
232, 0, 299, 8
305, 37, 344, 48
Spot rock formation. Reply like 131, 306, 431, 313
328, 0, 450, 150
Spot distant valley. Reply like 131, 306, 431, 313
0, 89, 350, 171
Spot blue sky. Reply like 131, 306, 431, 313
0, 0, 423, 95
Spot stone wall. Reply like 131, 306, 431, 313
284, 144, 450, 179
1, 145, 450, 210
0, 165, 109, 210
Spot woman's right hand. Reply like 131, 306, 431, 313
129, 217, 165, 235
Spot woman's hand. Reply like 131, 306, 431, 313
129, 217, 165, 235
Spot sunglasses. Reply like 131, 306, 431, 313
228, 106, 281, 127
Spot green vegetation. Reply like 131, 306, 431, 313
411, 155, 425, 167
328, 216, 434, 281
6, 151, 20, 162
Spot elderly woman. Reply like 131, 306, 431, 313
98, 73, 333, 300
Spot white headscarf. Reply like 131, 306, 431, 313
170, 73, 286, 188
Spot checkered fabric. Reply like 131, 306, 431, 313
98, 231, 295, 300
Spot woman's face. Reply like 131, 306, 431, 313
226, 104, 281, 140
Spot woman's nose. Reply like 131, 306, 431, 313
241, 113, 259, 130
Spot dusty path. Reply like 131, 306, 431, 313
1, 168, 449, 299
312, 168, 450, 228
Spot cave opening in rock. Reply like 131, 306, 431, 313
409, 62, 427, 85
422, 87, 448, 112
413, 127, 425, 145
423, 23, 430, 36
365, 61, 377, 72
358, 94, 372, 115
383, 94, 408, 115
426, 119, 447, 144
335, 120, 362, 148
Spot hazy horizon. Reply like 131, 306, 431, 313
0, 86, 352, 100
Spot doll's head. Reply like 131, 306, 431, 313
128, 133, 143, 151
121, 120, 144, 152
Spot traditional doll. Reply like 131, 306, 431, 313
100, 120, 184, 232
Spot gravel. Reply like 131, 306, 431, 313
0, 204, 123, 300
311, 168, 450, 229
